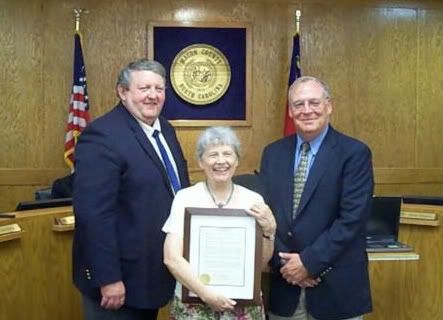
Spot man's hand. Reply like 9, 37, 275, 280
298, 277, 321, 288
100, 281, 125, 309
279, 252, 321, 287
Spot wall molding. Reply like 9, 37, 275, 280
0, 169, 69, 186
187, 167, 443, 185
0, 167, 441, 186
374, 168, 443, 184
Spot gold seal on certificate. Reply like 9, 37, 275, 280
170, 44, 231, 105
199, 273, 211, 285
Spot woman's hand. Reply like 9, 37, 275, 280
165, 233, 237, 311
201, 289, 237, 312
248, 203, 276, 238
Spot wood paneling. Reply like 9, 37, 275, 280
0, 168, 69, 186
0, 168, 69, 211
303, 4, 417, 168
416, 8, 443, 168
0, 0, 442, 208
2, 205, 441, 320
0, 208, 82, 320
375, 168, 443, 184
367, 207, 443, 320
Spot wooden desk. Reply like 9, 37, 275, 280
0, 207, 82, 320
368, 251, 419, 261
365, 203, 442, 320
0, 204, 441, 320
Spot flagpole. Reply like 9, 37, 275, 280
73, 8, 89, 32
283, 10, 302, 136
296, 10, 301, 34
64, 8, 91, 170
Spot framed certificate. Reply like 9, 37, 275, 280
183, 207, 262, 305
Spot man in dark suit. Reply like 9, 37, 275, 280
73, 59, 190, 319
260, 76, 373, 320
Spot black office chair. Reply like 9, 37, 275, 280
232, 172, 266, 197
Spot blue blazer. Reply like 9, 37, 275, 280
260, 126, 373, 320
72, 103, 190, 309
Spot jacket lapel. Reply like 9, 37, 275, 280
295, 127, 338, 217
280, 137, 297, 226
159, 117, 188, 188
119, 105, 174, 195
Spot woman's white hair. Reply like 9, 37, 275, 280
196, 126, 241, 159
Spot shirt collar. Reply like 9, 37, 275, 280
296, 125, 329, 156
135, 117, 162, 136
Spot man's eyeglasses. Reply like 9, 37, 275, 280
290, 98, 328, 111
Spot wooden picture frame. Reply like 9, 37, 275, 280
182, 207, 262, 305
147, 21, 252, 127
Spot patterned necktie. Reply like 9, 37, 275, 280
292, 142, 310, 219
152, 130, 181, 194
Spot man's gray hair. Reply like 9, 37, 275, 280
289, 76, 331, 99
196, 126, 241, 160
117, 59, 166, 89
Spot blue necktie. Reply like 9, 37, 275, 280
152, 130, 181, 194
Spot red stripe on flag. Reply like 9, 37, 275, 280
64, 32, 90, 170
283, 102, 295, 136
283, 33, 301, 137
72, 92, 85, 102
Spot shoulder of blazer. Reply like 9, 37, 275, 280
158, 116, 176, 136
264, 134, 295, 154
85, 103, 131, 132
327, 126, 370, 152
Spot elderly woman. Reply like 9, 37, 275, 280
163, 126, 276, 320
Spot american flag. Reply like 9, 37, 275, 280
283, 32, 301, 136
64, 32, 90, 170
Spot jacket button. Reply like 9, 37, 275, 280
287, 231, 293, 237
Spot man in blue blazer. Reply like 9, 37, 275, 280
73, 59, 190, 319
260, 76, 373, 320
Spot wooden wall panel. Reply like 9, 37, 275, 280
42, 0, 77, 168
0, 187, 43, 214
416, 8, 443, 168
0, 168, 68, 211
0, 0, 441, 212
0, 0, 45, 168
302, 4, 418, 168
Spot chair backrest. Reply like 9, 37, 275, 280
232, 173, 265, 197
35, 187, 53, 200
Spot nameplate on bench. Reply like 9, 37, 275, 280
0, 223, 21, 235
52, 216, 75, 232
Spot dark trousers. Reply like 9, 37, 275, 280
82, 294, 159, 320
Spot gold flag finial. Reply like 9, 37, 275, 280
74, 8, 89, 32
296, 10, 301, 34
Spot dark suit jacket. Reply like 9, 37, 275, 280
72, 103, 190, 309
260, 126, 373, 320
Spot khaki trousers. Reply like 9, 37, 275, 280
268, 289, 363, 320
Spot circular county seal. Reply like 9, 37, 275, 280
170, 44, 231, 105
